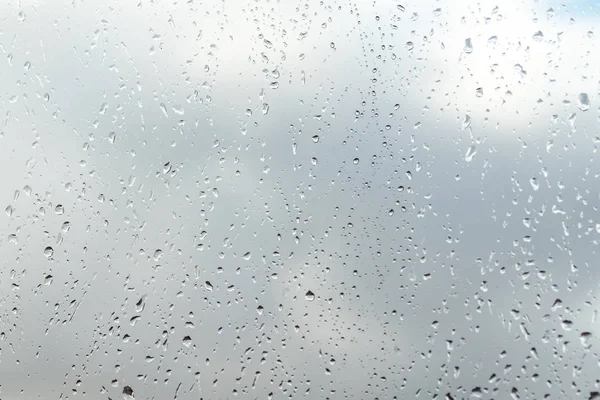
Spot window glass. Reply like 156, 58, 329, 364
1, 0, 599, 399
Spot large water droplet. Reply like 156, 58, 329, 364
305, 290, 315, 301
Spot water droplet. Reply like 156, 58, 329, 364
353, 158, 359, 165
578, 93, 590, 111
153, 249, 163, 261
160, 103, 168, 117
55, 204, 64, 215
580, 332, 592, 347
465, 145, 477, 162
122, 385, 135, 400
311, 135, 320, 143
44, 246, 54, 258
44, 274, 53, 285
135, 296, 146, 313
405, 41, 414, 51
108, 132, 116, 144
463, 38, 473, 54
462, 114, 471, 130
529, 178, 539, 191
305, 290, 315, 301
532, 31, 544, 41
256, 305, 264, 315
182, 336, 192, 347
5, 205, 13, 217
205, 281, 213, 291
172, 105, 185, 115
261, 103, 270, 115
561, 320, 573, 330
475, 87, 483, 97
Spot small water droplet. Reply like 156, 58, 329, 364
261, 103, 270, 115
580, 332, 592, 347
475, 87, 483, 97
532, 31, 544, 41
578, 93, 590, 111
172, 105, 185, 115
305, 290, 315, 301
312, 135, 320, 143
462, 114, 471, 130
160, 103, 168, 117
44, 246, 54, 258
561, 320, 573, 330
529, 178, 539, 191
153, 249, 163, 261
463, 38, 473, 54
55, 204, 64, 215
122, 385, 135, 400
465, 145, 477, 162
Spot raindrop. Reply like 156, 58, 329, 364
122, 385, 135, 400
462, 114, 471, 130
55, 204, 64, 215
465, 145, 477, 162
561, 320, 573, 331
44, 246, 54, 258
261, 103, 270, 115
463, 38, 473, 54
580, 332, 592, 347
305, 290, 315, 301
578, 93, 590, 111
312, 135, 320, 143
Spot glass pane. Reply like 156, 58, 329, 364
1, 0, 599, 399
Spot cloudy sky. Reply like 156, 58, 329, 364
1, 0, 600, 399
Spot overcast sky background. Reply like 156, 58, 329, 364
1, 0, 600, 399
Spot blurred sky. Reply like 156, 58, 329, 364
1, 0, 600, 399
